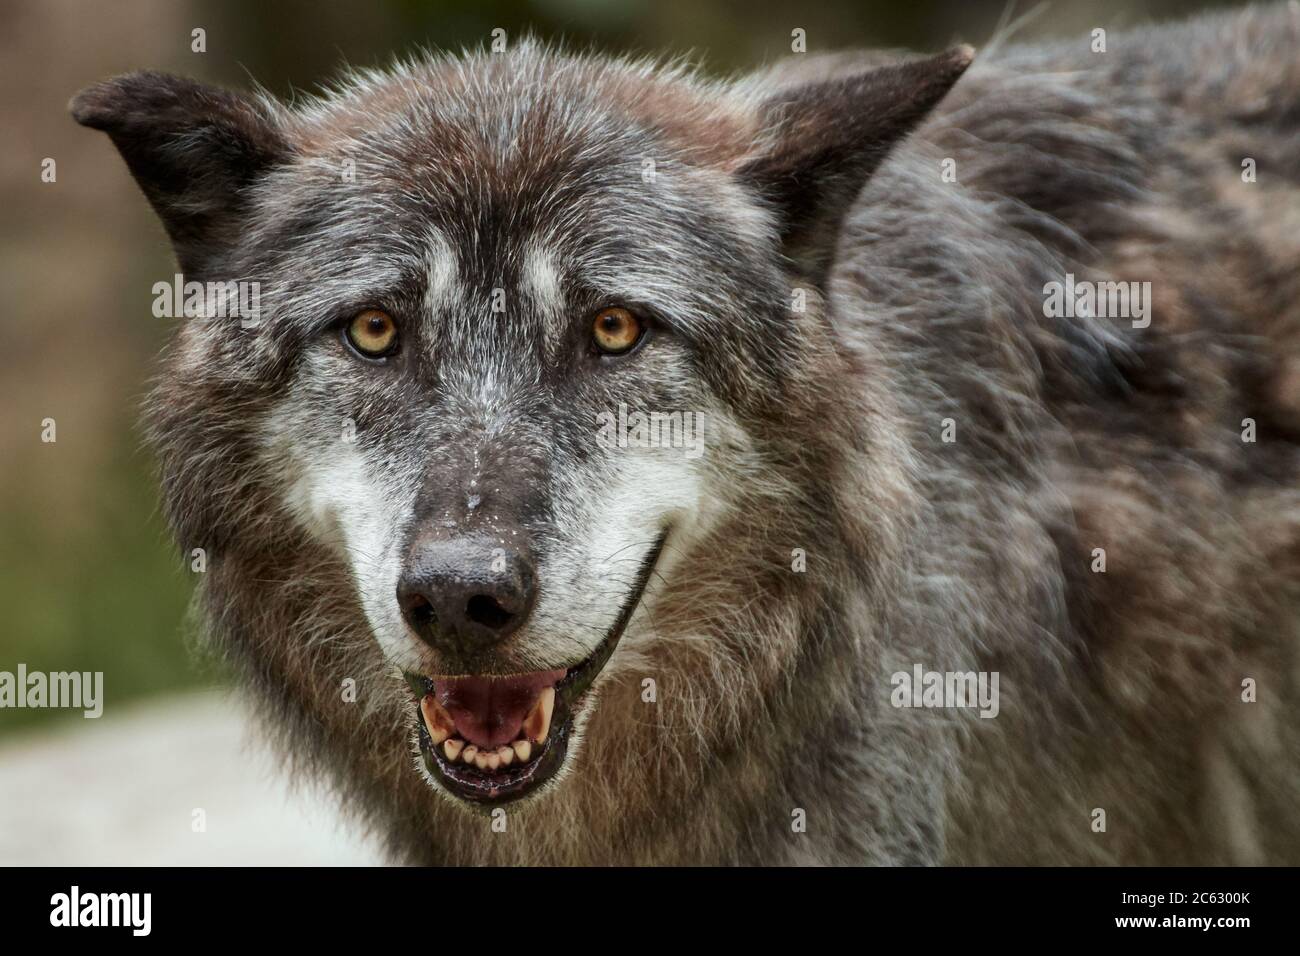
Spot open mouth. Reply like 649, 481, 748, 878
406, 531, 667, 806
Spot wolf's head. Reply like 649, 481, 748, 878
71, 43, 968, 822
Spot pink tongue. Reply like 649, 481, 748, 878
434, 670, 565, 748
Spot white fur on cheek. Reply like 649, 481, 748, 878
260, 404, 422, 672
526, 401, 746, 673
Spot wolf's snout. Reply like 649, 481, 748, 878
397, 532, 537, 654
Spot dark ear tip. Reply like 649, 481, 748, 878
68, 71, 188, 130
69, 80, 121, 129
936, 44, 976, 78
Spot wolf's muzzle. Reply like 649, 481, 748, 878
396, 530, 538, 656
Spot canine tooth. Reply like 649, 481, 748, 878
512, 739, 532, 762
443, 739, 464, 761
496, 746, 514, 766
485, 752, 501, 770
474, 752, 490, 770
419, 695, 455, 745
462, 745, 479, 765
522, 687, 555, 743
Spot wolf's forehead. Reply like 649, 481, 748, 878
298, 97, 652, 265
283, 128, 699, 315
420, 225, 565, 334
258, 58, 778, 352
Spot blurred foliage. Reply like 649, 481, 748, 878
197, 0, 1253, 93
0, 429, 216, 735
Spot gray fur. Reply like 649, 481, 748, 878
71, 3, 1300, 864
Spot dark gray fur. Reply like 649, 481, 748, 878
72, 3, 1300, 864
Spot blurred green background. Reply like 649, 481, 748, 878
0, 0, 1248, 735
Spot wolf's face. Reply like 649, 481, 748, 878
250, 62, 792, 803
73, 44, 969, 811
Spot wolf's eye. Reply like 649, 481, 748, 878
345, 309, 399, 358
591, 307, 643, 355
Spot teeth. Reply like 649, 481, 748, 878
419, 695, 456, 745
438, 737, 535, 770
522, 687, 555, 743
425, 690, 551, 771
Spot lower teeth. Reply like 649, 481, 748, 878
419, 690, 552, 772
443, 738, 535, 770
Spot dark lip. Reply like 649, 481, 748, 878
410, 529, 669, 807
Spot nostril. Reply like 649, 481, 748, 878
399, 535, 537, 648
404, 593, 435, 627
465, 594, 513, 631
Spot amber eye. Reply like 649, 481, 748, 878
591, 307, 643, 355
345, 309, 398, 358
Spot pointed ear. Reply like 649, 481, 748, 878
738, 46, 973, 284
70, 71, 290, 274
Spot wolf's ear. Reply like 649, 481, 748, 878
70, 71, 289, 273
738, 46, 973, 284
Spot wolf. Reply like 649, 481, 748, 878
71, 3, 1300, 864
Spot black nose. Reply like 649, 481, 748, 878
397, 533, 537, 653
